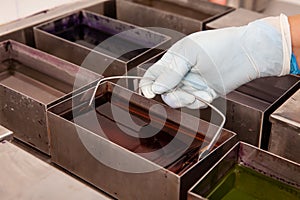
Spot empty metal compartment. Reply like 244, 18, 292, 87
269, 89, 300, 163
0, 40, 100, 155
188, 142, 300, 200
34, 10, 170, 78
0, 0, 115, 46
47, 81, 237, 200
116, 0, 234, 35
136, 59, 300, 147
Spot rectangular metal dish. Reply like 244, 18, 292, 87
0, 40, 100, 155
34, 10, 170, 78
47, 81, 237, 200
116, 0, 234, 35
269, 88, 300, 163
188, 142, 300, 200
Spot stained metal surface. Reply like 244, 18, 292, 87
269, 89, 300, 163
188, 142, 300, 200
0, 0, 114, 46
206, 8, 267, 29
136, 62, 300, 147
0, 141, 112, 200
0, 40, 100, 155
116, 0, 234, 35
34, 10, 170, 80
47, 81, 237, 200
0, 125, 13, 142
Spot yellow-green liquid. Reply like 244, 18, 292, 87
205, 165, 300, 200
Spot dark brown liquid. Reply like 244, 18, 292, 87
53, 24, 148, 62
63, 93, 211, 174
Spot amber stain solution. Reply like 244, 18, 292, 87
61, 91, 221, 175
201, 164, 300, 200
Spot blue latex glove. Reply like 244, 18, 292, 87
140, 14, 292, 109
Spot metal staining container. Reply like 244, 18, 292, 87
188, 142, 300, 200
47, 81, 237, 200
116, 0, 234, 34
0, 40, 100, 155
269, 89, 300, 163
34, 10, 170, 78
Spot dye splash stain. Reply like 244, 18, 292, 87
205, 164, 300, 200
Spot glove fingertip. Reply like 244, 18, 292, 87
161, 94, 180, 108
152, 83, 169, 94
141, 86, 156, 99
186, 101, 208, 109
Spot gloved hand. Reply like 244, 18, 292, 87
139, 14, 292, 109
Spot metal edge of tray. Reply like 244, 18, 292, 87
0, 125, 13, 142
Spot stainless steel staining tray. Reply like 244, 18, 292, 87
0, 40, 100, 154
47, 81, 237, 200
34, 10, 170, 78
